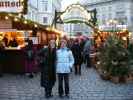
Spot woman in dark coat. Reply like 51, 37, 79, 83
38, 40, 56, 98
71, 39, 82, 75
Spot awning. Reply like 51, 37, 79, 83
0, 12, 48, 31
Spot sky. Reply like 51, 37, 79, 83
61, 0, 81, 10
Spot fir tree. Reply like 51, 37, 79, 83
98, 34, 129, 77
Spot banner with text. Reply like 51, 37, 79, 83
0, 0, 24, 13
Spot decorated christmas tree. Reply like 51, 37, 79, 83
98, 34, 130, 77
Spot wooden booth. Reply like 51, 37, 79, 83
94, 30, 129, 49
0, 14, 61, 74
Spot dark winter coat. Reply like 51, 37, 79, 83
38, 47, 56, 88
83, 40, 91, 55
25, 40, 34, 61
71, 43, 82, 65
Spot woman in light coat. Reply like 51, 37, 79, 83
56, 39, 74, 98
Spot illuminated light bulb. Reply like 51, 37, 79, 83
129, 32, 132, 37
122, 37, 127, 40
14, 18, 18, 21
24, 20, 27, 24
21, 6, 24, 9
34, 24, 38, 27
8, 14, 13, 16
18, 13, 22, 17
5, 16, 9, 20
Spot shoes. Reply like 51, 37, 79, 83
0, 74, 3, 77
45, 94, 53, 98
59, 94, 63, 98
45, 95, 52, 98
59, 94, 69, 98
28, 74, 34, 78
65, 94, 69, 98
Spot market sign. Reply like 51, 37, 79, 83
99, 25, 127, 31
0, 0, 27, 14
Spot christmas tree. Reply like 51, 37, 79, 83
98, 34, 129, 77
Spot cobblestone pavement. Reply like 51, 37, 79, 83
0, 64, 133, 100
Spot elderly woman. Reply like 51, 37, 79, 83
38, 40, 56, 98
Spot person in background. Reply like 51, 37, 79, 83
56, 39, 74, 98
0, 40, 5, 77
8, 37, 18, 47
38, 40, 56, 98
68, 38, 74, 49
71, 39, 82, 75
25, 38, 34, 78
83, 38, 91, 68
3, 35, 8, 47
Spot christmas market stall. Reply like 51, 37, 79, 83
0, 14, 62, 73
0, 0, 61, 74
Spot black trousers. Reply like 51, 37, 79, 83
74, 65, 81, 75
85, 55, 91, 68
58, 73, 69, 95
0, 64, 3, 76
44, 82, 54, 96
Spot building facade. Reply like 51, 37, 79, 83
62, 3, 91, 36
63, 0, 133, 36
24, 0, 62, 26
85, 0, 133, 32
24, 0, 38, 22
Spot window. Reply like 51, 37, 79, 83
116, 3, 125, 10
43, 17, 48, 23
108, 6, 112, 11
102, 19, 106, 24
116, 11, 125, 17
116, 17, 127, 25
108, 13, 112, 19
41, 0, 48, 11
102, 14, 106, 19
131, 16, 133, 22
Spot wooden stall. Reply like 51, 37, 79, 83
0, 13, 61, 73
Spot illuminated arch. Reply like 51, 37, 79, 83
52, 4, 97, 29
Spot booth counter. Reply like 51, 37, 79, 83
3, 48, 25, 73
3, 46, 39, 74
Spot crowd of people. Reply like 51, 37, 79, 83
0, 36, 92, 99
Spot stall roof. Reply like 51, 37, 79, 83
0, 12, 48, 31
0, 13, 62, 36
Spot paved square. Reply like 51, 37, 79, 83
0, 65, 133, 100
